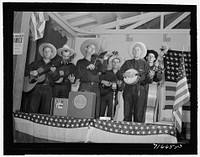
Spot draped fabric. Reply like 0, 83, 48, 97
14, 112, 177, 143
30, 12, 49, 41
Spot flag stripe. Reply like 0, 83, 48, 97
174, 88, 190, 102
166, 96, 174, 101
165, 105, 190, 110
177, 77, 187, 86
176, 80, 188, 94
173, 96, 190, 111
166, 86, 176, 91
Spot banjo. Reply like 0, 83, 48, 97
123, 69, 144, 85
123, 67, 164, 85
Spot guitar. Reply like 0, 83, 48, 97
145, 82, 159, 123
23, 60, 63, 92
55, 73, 75, 84
23, 67, 46, 92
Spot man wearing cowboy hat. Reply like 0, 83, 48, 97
145, 49, 163, 82
24, 43, 58, 114
76, 39, 108, 119
116, 42, 154, 122
99, 55, 124, 118
53, 44, 76, 98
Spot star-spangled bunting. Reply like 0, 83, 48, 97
14, 112, 176, 137
173, 55, 190, 133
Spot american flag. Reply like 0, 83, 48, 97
173, 55, 190, 132
30, 12, 49, 41
164, 50, 191, 112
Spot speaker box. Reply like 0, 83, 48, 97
53, 98, 68, 116
67, 91, 96, 119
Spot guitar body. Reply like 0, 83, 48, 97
28, 67, 46, 83
23, 76, 37, 92
23, 67, 46, 92
145, 82, 158, 123
55, 77, 64, 83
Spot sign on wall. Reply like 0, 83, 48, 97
13, 33, 24, 55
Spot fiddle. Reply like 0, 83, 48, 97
89, 51, 119, 75
91, 50, 119, 65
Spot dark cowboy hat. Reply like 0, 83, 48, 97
146, 49, 158, 59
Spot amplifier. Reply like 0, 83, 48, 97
67, 91, 96, 119
53, 98, 69, 116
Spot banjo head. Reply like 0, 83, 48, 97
123, 69, 139, 85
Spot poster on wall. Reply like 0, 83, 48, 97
13, 33, 24, 55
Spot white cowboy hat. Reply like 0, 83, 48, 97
128, 42, 147, 59
108, 55, 124, 70
39, 43, 57, 59
57, 44, 75, 57
80, 39, 107, 57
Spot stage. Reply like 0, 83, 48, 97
13, 112, 177, 143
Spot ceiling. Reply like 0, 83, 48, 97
48, 12, 191, 37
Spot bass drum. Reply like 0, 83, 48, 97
123, 69, 140, 85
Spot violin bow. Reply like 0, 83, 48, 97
93, 38, 105, 65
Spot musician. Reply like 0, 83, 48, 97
116, 42, 154, 122
99, 55, 124, 118
145, 50, 163, 82
76, 39, 108, 119
24, 43, 57, 114
53, 44, 76, 98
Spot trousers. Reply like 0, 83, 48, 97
100, 92, 118, 118
27, 84, 53, 115
123, 84, 147, 122
53, 83, 71, 98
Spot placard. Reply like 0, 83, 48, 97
13, 33, 24, 55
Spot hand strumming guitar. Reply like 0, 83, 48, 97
68, 74, 75, 83
149, 70, 155, 79
101, 80, 111, 87
59, 70, 64, 76
50, 66, 56, 72
30, 70, 38, 77
87, 64, 96, 70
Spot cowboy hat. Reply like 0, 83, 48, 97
108, 55, 124, 70
39, 43, 57, 59
128, 42, 147, 59
80, 39, 107, 57
146, 49, 158, 60
57, 44, 75, 57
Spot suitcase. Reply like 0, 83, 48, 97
67, 91, 96, 119
53, 98, 69, 116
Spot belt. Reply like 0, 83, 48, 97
81, 81, 99, 86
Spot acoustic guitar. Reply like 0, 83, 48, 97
23, 60, 63, 92
23, 67, 47, 92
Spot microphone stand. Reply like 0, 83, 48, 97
111, 82, 117, 120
